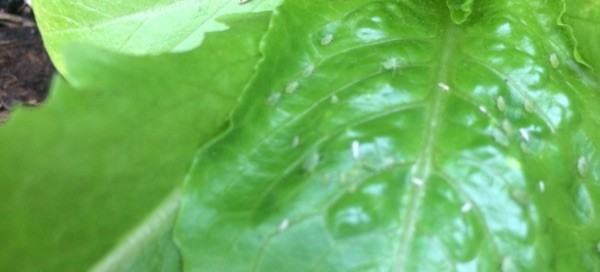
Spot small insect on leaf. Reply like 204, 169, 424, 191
320, 34, 334, 45
578, 156, 588, 177
496, 96, 506, 112
549, 53, 559, 68
285, 81, 299, 94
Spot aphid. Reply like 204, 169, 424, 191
496, 96, 506, 112
492, 128, 509, 147
519, 128, 530, 142
285, 81, 299, 94
303, 152, 320, 172
301, 64, 315, 78
478, 105, 488, 114
520, 142, 530, 154
596, 241, 600, 254
550, 53, 559, 68
292, 136, 300, 148
411, 177, 424, 186
524, 100, 535, 113
330, 95, 339, 104
320, 34, 334, 45
351, 140, 360, 160
383, 157, 395, 168
239, 0, 250, 4
538, 180, 546, 193
382, 57, 400, 70
437, 82, 450, 92
578, 156, 588, 178
348, 183, 358, 193
340, 172, 347, 184
501, 257, 516, 272
268, 92, 281, 105
278, 219, 289, 232
511, 189, 529, 206
502, 119, 513, 136
461, 201, 473, 213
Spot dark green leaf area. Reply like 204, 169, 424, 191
177, 0, 600, 271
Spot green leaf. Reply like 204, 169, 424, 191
176, 0, 600, 271
0, 12, 270, 271
563, 0, 600, 79
446, 0, 474, 24
33, 0, 282, 75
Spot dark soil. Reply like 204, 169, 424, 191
1, 0, 54, 123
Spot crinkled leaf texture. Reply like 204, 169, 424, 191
564, 0, 600, 79
177, 0, 600, 271
33, 0, 282, 75
0, 13, 270, 271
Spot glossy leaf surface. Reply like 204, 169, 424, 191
0, 13, 270, 271
33, 0, 281, 75
177, 0, 600, 271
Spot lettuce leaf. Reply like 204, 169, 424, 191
563, 0, 600, 80
33, 0, 282, 75
176, 0, 600, 270
0, 13, 270, 271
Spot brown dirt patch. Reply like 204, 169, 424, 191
1, 1, 54, 123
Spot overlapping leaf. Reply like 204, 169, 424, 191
0, 13, 270, 271
564, 0, 600, 80
176, 0, 600, 271
33, 0, 282, 75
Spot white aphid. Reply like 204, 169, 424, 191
292, 136, 300, 148
411, 177, 424, 186
320, 34, 334, 45
239, 0, 250, 4
578, 156, 588, 178
302, 64, 315, 78
538, 181, 546, 193
351, 140, 360, 160
502, 119, 513, 136
550, 53, 560, 68
461, 202, 473, 213
501, 257, 516, 272
437, 82, 450, 92
268, 92, 281, 105
278, 218, 289, 232
303, 152, 320, 172
479, 105, 488, 114
330, 95, 339, 104
524, 100, 535, 113
285, 81, 299, 94
492, 128, 509, 147
496, 96, 506, 112
382, 57, 400, 70
519, 128, 530, 142
520, 142, 530, 154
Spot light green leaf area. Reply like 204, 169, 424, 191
0, 13, 270, 271
564, 0, 600, 79
446, 0, 474, 24
33, 0, 282, 75
177, 0, 600, 271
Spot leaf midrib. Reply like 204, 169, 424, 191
394, 18, 458, 270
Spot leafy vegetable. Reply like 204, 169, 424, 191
0, 13, 270, 271
3, 0, 600, 271
33, 0, 282, 75
176, 0, 600, 271
564, 0, 600, 79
